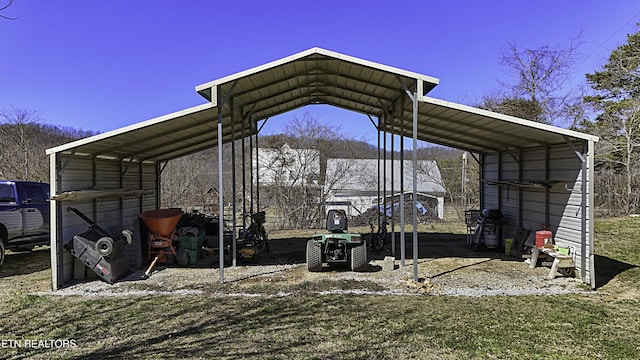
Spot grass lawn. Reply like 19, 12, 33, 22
0, 218, 639, 359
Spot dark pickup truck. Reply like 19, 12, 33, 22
0, 180, 50, 265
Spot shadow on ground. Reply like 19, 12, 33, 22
0, 246, 50, 277
213, 231, 519, 268
594, 254, 637, 289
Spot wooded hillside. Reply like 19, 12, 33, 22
0, 107, 96, 182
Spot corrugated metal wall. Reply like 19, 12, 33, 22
55, 154, 158, 287
481, 141, 592, 283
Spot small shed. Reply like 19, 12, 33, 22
46, 47, 598, 289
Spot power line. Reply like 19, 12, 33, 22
584, 10, 640, 61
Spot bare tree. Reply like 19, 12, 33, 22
258, 113, 365, 229
0, 107, 43, 180
484, 35, 584, 126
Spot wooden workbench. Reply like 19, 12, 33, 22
529, 247, 575, 279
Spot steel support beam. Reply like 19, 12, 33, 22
390, 112, 395, 256
403, 82, 421, 282
217, 91, 225, 283
231, 99, 237, 267
250, 133, 254, 213
256, 132, 260, 211
411, 89, 419, 282
400, 97, 406, 267
377, 117, 381, 227
383, 114, 387, 230
587, 140, 595, 288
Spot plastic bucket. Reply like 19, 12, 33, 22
504, 238, 513, 255
535, 230, 552, 248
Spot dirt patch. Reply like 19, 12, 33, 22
40, 231, 587, 298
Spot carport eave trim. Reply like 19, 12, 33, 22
45, 103, 216, 156
421, 96, 600, 143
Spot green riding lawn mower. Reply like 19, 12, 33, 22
306, 209, 368, 272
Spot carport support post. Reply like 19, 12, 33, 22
231, 100, 237, 267
411, 89, 419, 282
256, 133, 260, 210
241, 118, 246, 230
400, 97, 406, 267
217, 92, 225, 283
383, 115, 387, 225
377, 118, 381, 226
588, 140, 595, 288
390, 113, 395, 256
249, 133, 254, 213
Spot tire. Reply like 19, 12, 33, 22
261, 227, 270, 252
95, 237, 114, 257
254, 236, 267, 253
306, 240, 322, 272
558, 267, 575, 277
374, 235, 384, 252
0, 241, 5, 266
350, 242, 368, 272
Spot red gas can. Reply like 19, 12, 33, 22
535, 230, 553, 248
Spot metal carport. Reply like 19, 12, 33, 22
46, 47, 598, 290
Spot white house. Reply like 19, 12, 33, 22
324, 159, 447, 219
253, 144, 320, 187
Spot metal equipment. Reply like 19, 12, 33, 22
139, 209, 183, 276
237, 211, 269, 263
471, 208, 506, 251
367, 216, 389, 252
306, 209, 368, 272
464, 209, 481, 245
64, 207, 132, 284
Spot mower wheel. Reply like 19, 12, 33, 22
306, 240, 322, 272
351, 242, 368, 272
96, 237, 114, 257
0, 241, 5, 266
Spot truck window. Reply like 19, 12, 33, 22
24, 185, 47, 203
0, 184, 16, 203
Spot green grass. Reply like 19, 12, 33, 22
0, 218, 639, 359
1, 293, 638, 359
593, 217, 640, 289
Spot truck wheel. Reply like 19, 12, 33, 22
0, 241, 5, 266
96, 237, 114, 257
351, 242, 368, 272
306, 240, 322, 272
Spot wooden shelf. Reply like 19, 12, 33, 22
52, 188, 153, 202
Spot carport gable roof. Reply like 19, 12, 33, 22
46, 47, 598, 162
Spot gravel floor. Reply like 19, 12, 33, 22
40, 234, 587, 298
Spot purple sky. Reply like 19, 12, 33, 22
1, 1, 639, 143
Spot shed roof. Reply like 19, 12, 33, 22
46, 47, 597, 161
